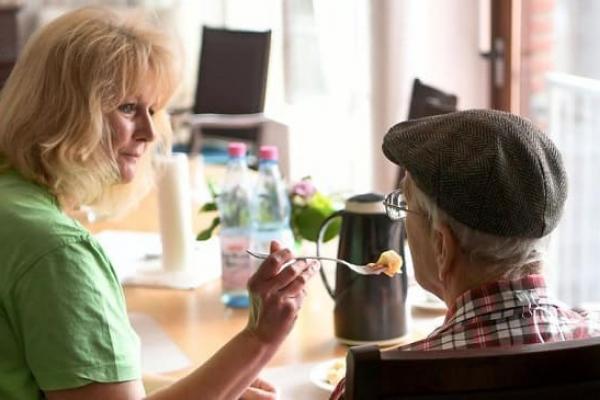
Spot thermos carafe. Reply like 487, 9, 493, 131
317, 193, 408, 345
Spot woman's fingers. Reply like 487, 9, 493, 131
272, 261, 318, 320
255, 258, 319, 296
277, 260, 319, 297
240, 377, 278, 399
251, 377, 276, 392
239, 386, 277, 400
253, 243, 295, 280
268, 259, 310, 289
269, 240, 281, 254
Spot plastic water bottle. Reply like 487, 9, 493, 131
251, 146, 294, 265
218, 142, 253, 308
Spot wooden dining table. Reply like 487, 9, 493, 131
82, 161, 445, 397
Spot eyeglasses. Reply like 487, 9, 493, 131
382, 190, 420, 220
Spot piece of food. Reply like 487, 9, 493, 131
368, 249, 403, 277
325, 359, 346, 386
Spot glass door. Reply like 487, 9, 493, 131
492, 0, 600, 306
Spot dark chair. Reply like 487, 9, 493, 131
0, 6, 20, 91
395, 79, 458, 187
185, 26, 271, 154
407, 78, 458, 120
345, 337, 600, 400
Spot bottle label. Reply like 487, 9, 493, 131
220, 235, 253, 292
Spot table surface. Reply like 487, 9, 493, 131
82, 162, 445, 386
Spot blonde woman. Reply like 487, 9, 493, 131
0, 8, 316, 400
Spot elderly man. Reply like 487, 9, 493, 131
330, 109, 599, 399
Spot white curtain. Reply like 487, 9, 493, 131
282, 0, 372, 194
546, 72, 600, 306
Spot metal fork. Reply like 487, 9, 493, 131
246, 249, 383, 275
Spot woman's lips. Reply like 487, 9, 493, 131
120, 153, 141, 162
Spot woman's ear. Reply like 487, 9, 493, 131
432, 223, 458, 282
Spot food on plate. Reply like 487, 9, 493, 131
325, 359, 346, 386
367, 249, 403, 277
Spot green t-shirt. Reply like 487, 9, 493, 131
0, 170, 141, 399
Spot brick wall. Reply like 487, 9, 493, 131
520, 0, 556, 126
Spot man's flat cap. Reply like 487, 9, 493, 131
383, 109, 567, 238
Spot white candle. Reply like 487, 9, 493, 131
157, 153, 194, 271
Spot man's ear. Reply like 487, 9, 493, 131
432, 223, 458, 282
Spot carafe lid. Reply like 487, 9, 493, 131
345, 193, 385, 214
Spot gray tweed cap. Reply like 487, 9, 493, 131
383, 109, 567, 238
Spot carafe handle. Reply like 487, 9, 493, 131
316, 210, 344, 299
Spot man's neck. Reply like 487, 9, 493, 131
442, 261, 543, 310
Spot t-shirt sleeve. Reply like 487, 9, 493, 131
11, 237, 141, 391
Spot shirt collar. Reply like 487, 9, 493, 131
443, 274, 548, 325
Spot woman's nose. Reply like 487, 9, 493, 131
137, 111, 157, 142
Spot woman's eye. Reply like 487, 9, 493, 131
149, 108, 155, 116
118, 103, 137, 114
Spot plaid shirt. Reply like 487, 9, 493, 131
330, 274, 600, 400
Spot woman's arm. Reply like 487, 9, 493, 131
46, 241, 317, 400
150, 241, 316, 400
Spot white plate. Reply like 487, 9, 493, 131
409, 288, 448, 313
411, 297, 448, 312
309, 358, 345, 392
408, 285, 448, 313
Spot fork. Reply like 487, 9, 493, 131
246, 249, 383, 275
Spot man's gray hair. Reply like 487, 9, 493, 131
407, 176, 550, 271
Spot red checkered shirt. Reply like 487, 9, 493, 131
329, 274, 600, 400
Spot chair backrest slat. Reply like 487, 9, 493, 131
346, 337, 600, 399
194, 26, 271, 115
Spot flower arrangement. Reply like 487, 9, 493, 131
196, 177, 341, 243
288, 177, 340, 243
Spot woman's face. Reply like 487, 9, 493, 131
106, 83, 157, 183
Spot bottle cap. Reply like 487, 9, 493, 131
259, 145, 278, 161
228, 142, 247, 157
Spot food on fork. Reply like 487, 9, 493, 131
367, 249, 403, 277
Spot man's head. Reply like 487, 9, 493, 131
382, 109, 567, 299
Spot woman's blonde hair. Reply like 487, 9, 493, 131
0, 7, 180, 213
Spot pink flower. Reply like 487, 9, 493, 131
291, 178, 317, 199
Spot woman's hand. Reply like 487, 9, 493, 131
245, 241, 319, 346
239, 377, 277, 400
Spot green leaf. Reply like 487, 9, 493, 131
207, 179, 220, 199
292, 205, 340, 242
196, 216, 220, 241
199, 202, 217, 213
307, 192, 333, 209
